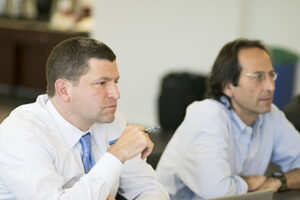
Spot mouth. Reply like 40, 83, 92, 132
105, 104, 117, 109
259, 97, 273, 104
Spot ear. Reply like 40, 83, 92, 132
223, 81, 234, 98
54, 79, 71, 102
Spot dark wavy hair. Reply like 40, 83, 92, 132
205, 38, 270, 102
46, 37, 116, 97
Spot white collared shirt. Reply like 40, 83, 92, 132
0, 95, 169, 200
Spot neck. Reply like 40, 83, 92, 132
231, 104, 258, 127
236, 112, 258, 127
50, 96, 91, 131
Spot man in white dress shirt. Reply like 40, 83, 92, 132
0, 37, 169, 200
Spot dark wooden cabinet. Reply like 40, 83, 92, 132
0, 19, 88, 97
0, 37, 15, 87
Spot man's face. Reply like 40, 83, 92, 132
68, 58, 120, 129
224, 47, 275, 122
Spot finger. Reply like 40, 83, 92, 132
141, 139, 154, 159
137, 125, 145, 131
127, 125, 144, 131
106, 195, 115, 200
141, 147, 151, 160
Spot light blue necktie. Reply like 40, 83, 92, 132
80, 132, 95, 173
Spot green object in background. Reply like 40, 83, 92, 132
269, 46, 299, 109
270, 47, 298, 65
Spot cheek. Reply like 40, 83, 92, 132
233, 86, 254, 102
72, 89, 97, 107
241, 84, 258, 95
90, 91, 106, 105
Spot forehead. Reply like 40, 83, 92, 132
238, 47, 273, 72
83, 58, 119, 79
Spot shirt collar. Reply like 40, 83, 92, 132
230, 107, 250, 133
45, 98, 89, 148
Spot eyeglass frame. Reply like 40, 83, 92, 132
244, 71, 278, 83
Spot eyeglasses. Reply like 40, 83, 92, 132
245, 71, 278, 83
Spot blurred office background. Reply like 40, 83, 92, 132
93, 0, 300, 127
1, 0, 300, 128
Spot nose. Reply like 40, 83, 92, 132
108, 82, 120, 100
263, 74, 276, 92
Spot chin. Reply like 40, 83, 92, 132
99, 114, 115, 123
259, 106, 272, 114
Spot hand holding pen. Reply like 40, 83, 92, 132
107, 125, 160, 163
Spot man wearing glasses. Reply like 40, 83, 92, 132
156, 38, 300, 199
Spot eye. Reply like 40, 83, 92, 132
269, 71, 278, 80
97, 81, 106, 86
254, 73, 264, 81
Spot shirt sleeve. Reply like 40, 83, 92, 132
117, 155, 169, 199
0, 126, 123, 200
270, 107, 300, 172
174, 103, 248, 198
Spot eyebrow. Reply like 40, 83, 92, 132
252, 70, 275, 73
95, 76, 120, 81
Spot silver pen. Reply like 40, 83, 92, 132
109, 125, 160, 146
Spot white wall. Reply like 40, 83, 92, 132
242, 0, 300, 95
93, 0, 242, 126
92, 0, 300, 126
